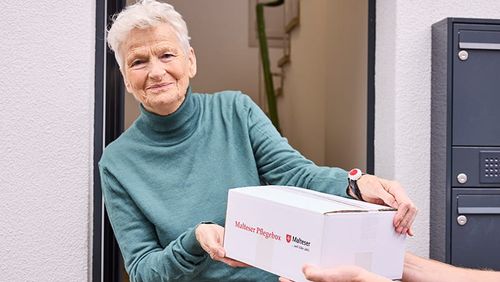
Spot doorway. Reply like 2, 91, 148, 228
94, 0, 375, 281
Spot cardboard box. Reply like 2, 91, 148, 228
223, 186, 406, 282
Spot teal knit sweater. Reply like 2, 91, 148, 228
99, 88, 349, 282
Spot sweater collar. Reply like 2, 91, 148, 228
137, 87, 199, 142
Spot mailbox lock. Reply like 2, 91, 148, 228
458, 50, 468, 61
457, 215, 467, 226
457, 173, 468, 184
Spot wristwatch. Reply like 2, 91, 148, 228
347, 168, 364, 201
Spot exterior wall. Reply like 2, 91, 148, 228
376, 0, 500, 257
0, 1, 94, 280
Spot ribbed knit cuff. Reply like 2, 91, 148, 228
335, 169, 350, 198
180, 226, 205, 256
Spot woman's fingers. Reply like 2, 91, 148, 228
195, 223, 249, 268
396, 204, 417, 235
379, 179, 417, 235
195, 224, 224, 256
358, 176, 418, 236
375, 187, 398, 209
357, 175, 396, 207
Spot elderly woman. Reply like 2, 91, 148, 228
99, 1, 417, 281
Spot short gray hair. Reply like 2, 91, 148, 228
107, 0, 191, 69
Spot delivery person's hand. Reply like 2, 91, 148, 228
195, 223, 248, 267
278, 264, 391, 282
350, 174, 417, 236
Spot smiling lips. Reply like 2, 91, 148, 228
147, 82, 174, 93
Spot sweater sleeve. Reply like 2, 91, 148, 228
99, 166, 210, 282
244, 96, 350, 197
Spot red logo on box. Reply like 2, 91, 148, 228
286, 234, 291, 243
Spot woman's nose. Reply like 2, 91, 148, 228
148, 59, 166, 80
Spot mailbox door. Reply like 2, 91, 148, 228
451, 189, 500, 270
453, 24, 500, 146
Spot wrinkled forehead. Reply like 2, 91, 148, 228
119, 23, 182, 57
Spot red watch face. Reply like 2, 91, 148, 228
349, 169, 362, 180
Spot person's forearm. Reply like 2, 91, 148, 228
357, 270, 391, 282
403, 252, 455, 282
459, 267, 500, 282
403, 252, 500, 282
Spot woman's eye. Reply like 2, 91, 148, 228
130, 60, 145, 67
161, 53, 175, 59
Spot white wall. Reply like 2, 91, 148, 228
376, 0, 500, 257
0, 1, 94, 280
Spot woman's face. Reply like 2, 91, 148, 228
120, 23, 197, 116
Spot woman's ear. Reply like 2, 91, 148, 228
187, 47, 197, 78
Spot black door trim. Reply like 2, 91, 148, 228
92, 0, 105, 280
93, 0, 126, 281
367, 0, 376, 174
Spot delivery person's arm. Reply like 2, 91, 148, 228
281, 252, 500, 282
403, 252, 500, 282
278, 264, 390, 282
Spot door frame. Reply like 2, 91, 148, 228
367, 0, 375, 174
93, 0, 376, 280
93, 0, 126, 281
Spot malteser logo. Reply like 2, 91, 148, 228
284, 233, 312, 252
288, 235, 311, 247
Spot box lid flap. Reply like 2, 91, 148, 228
230, 186, 395, 213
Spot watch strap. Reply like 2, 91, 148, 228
348, 178, 364, 201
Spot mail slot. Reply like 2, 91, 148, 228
452, 190, 500, 270
457, 194, 500, 214
459, 30, 500, 50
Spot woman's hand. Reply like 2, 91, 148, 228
279, 264, 390, 282
354, 174, 417, 235
195, 223, 248, 267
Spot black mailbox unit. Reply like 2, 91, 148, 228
431, 18, 500, 269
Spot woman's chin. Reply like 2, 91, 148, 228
147, 95, 185, 115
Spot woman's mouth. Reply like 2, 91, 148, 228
147, 82, 174, 92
